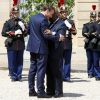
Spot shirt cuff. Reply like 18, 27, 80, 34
52, 32, 56, 35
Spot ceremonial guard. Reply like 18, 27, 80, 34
91, 12, 100, 80
82, 11, 96, 78
60, 7, 77, 82
1, 7, 26, 81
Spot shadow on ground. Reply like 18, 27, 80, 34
70, 77, 91, 83
20, 74, 28, 81
22, 74, 28, 76
63, 93, 84, 97
71, 77, 82, 79
71, 79, 90, 83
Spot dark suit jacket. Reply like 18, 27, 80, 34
27, 13, 51, 54
48, 18, 67, 50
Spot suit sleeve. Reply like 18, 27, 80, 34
41, 19, 49, 33
57, 27, 66, 39
58, 25, 67, 36
44, 22, 67, 41
40, 18, 59, 41
44, 28, 66, 42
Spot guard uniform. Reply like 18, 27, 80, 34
92, 12, 100, 80
1, 7, 26, 81
82, 12, 96, 78
63, 19, 77, 81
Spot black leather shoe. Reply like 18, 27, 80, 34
88, 75, 94, 78
54, 94, 63, 98
29, 91, 37, 97
95, 77, 100, 81
47, 92, 55, 97
63, 79, 71, 82
18, 78, 22, 82
37, 93, 52, 98
11, 79, 18, 82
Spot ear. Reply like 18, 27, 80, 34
45, 10, 48, 14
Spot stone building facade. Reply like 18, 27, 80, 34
1, 0, 100, 69
1, 0, 100, 51
74, 0, 100, 47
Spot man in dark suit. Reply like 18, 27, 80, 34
46, 11, 67, 98
27, 5, 64, 98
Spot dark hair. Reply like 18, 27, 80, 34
42, 5, 55, 11
49, 11, 59, 24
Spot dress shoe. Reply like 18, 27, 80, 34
29, 91, 37, 96
37, 93, 52, 98
11, 79, 18, 82
47, 92, 55, 97
54, 93, 63, 98
63, 79, 71, 82
8, 74, 11, 76
95, 77, 100, 81
88, 75, 94, 78
18, 78, 22, 82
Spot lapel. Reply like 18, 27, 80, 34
50, 18, 60, 29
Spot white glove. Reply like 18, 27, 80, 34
18, 21, 25, 31
64, 20, 72, 29
15, 29, 22, 35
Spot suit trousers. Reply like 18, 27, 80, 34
46, 42, 63, 95
28, 53, 47, 94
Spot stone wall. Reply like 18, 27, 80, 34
0, 0, 13, 53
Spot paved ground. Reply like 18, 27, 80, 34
0, 70, 100, 100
